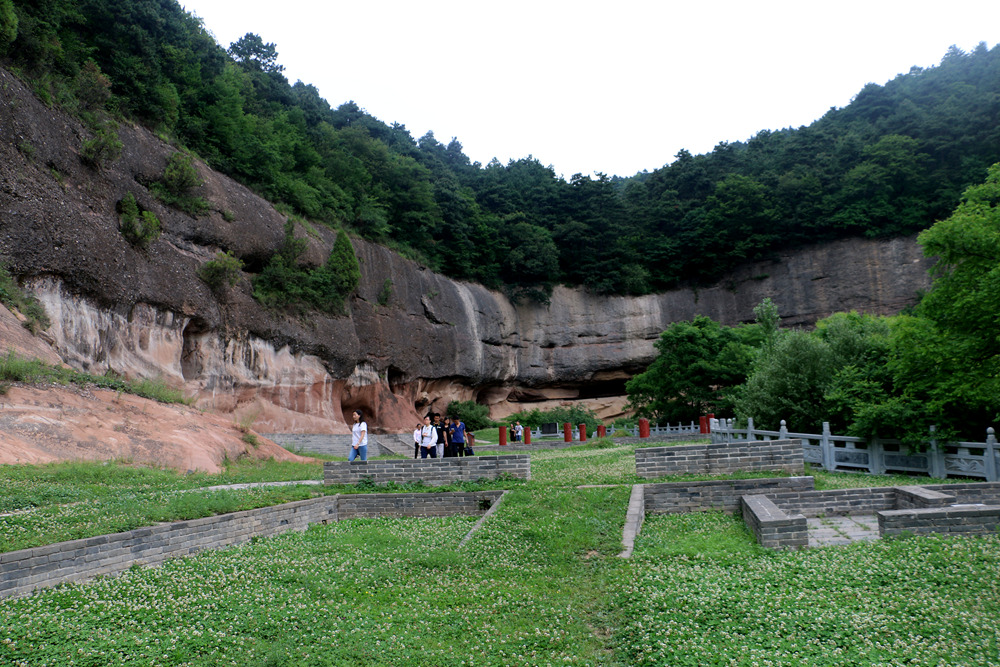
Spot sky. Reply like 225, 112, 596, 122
180, 0, 1000, 180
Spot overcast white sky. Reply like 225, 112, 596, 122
181, 0, 999, 179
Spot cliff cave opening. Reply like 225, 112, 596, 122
180, 318, 210, 381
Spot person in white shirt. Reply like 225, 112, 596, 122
419, 415, 437, 459
349, 410, 368, 462
413, 423, 422, 459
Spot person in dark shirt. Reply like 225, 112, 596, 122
450, 417, 467, 457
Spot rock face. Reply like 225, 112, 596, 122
0, 66, 935, 434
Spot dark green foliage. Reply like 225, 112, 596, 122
445, 400, 493, 431
626, 316, 761, 422
80, 125, 122, 167
6, 1, 1000, 296
117, 192, 161, 248
0, 0, 17, 49
198, 251, 243, 291
252, 223, 358, 314
0, 265, 49, 333
377, 278, 392, 306
150, 152, 209, 216
504, 405, 602, 434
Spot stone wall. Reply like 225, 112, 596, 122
878, 506, 1000, 537
0, 491, 503, 599
338, 490, 504, 520
741, 495, 808, 550
635, 439, 804, 478
643, 477, 815, 514
324, 455, 531, 487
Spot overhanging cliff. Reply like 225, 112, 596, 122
0, 66, 934, 433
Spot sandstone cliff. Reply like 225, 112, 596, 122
0, 66, 935, 435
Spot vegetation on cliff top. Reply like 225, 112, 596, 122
3, 1, 1000, 298
628, 165, 1000, 443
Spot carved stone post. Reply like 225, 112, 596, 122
821, 422, 835, 472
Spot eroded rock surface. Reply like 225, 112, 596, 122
0, 65, 934, 440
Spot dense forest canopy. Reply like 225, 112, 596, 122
3, 0, 1000, 298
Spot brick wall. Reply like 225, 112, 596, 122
926, 482, 1000, 506
635, 439, 804, 478
878, 505, 1000, 537
644, 477, 814, 515
741, 495, 808, 550
323, 455, 530, 486
762, 486, 899, 518
337, 490, 504, 519
0, 490, 504, 599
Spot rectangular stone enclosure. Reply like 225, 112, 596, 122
324, 455, 530, 487
0, 490, 504, 600
635, 439, 804, 478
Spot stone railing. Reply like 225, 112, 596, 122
635, 439, 803, 478
0, 490, 505, 599
323, 455, 530, 486
710, 418, 1000, 481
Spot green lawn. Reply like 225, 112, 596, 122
1, 441, 998, 666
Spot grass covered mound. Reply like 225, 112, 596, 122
1, 442, 999, 666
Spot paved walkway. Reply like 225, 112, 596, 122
807, 515, 880, 547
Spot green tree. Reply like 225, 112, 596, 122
626, 316, 760, 422
0, 0, 17, 48
227, 33, 284, 73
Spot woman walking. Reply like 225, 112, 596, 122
349, 410, 368, 462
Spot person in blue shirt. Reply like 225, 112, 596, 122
450, 417, 467, 457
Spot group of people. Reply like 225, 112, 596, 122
510, 421, 524, 442
414, 413, 473, 459
346, 409, 476, 462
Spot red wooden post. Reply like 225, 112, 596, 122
499, 426, 507, 446
524, 427, 531, 445
699, 416, 708, 434
598, 425, 607, 438
579, 423, 587, 441
638, 418, 650, 438
563, 423, 572, 442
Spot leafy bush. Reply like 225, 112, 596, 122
377, 278, 393, 306
198, 251, 244, 292
504, 405, 602, 434
446, 400, 494, 431
80, 125, 122, 167
117, 193, 161, 248
0, 264, 50, 333
162, 151, 202, 194
253, 224, 359, 314
150, 152, 209, 216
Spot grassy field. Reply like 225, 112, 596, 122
1, 440, 999, 666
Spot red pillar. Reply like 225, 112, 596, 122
598, 425, 607, 438
639, 418, 650, 438
524, 428, 531, 445
699, 416, 708, 434
499, 426, 507, 446
579, 424, 588, 441
563, 422, 572, 442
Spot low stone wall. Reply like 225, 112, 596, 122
0, 491, 503, 599
644, 477, 815, 515
878, 505, 1000, 537
741, 495, 808, 550
635, 439, 803, 478
763, 486, 899, 518
338, 490, 503, 519
324, 455, 530, 487
934, 482, 1000, 506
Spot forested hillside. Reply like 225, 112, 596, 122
2, 0, 998, 298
